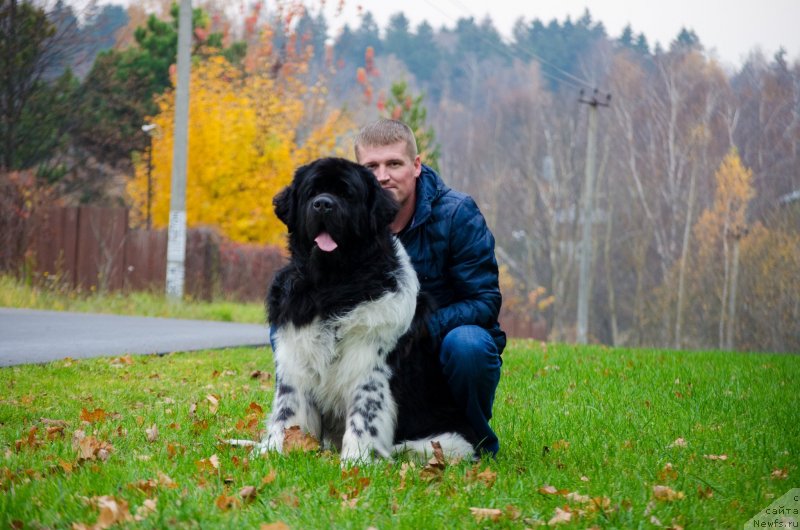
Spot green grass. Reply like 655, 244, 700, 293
1, 342, 797, 528
0, 275, 265, 323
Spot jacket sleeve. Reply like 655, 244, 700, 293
427, 196, 503, 343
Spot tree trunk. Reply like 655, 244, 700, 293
674, 167, 696, 349
725, 236, 741, 351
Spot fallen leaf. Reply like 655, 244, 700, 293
196, 454, 221, 472
80, 408, 107, 424
580, 475, 590, 482
703, 454, 728, 461
158, 471, 178, 489
145, 425, 158, 443
248, 402, 264, 415
669, 438, 687, 448
566, 491, 591, 503
215, 494, 240, 511
239, 485, 257, 502
697, 485, 713, 499
77, 436, 113, 462
653, 485, 685, 502
469, 507, 503, 522
548, 506, 572, 525
771, 468, 789, 480
260, 523, 290, 530
658, 462, 678, 481
552, 439, 570, 451
261, 468, 277, 487
539, 484, 568, 496
134, 498, 157, 522
91, 495, 133, 528
206, 395, 220, 415
466, 465, 497, 487
282, 426, 320, 452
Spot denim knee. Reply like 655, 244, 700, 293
440, 325, 502, 378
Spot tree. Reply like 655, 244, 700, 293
378, 81, 440, 171
689, 149, 754, 349
0, 0, 56, 169
127, 51, 354, 245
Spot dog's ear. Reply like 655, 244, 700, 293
370, 179, 400, 234
272, 184, 294, 228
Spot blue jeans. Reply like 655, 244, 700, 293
267, 324, 502, 456
440, 325, 502, 456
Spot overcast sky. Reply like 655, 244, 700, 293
321, 0, 799, 69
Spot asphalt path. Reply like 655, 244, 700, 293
0, 308, 269, 367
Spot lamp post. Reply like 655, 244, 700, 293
141, 123, 157, 230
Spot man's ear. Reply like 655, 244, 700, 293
272, 184, 294, 228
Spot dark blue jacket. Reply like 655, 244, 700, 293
398, 165, 506, 354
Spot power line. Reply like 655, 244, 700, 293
421, 0, 598, 91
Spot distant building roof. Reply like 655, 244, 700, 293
778, 189, 800, 204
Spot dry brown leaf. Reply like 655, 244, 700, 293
771, 468, 789, 480
93, 495, 133, 528
248, 402, 264, 415
128, 479, 158, 495
77, 436, 113, 462
215, 494, 240, 511
239, 485, 257, 502
80, 408, 107, 424
697, 485, 713, 499
469, 507, 503, 522
466, 465, 497, 488
206, 395, 220, 415
196, 454, 221, 473
669, 437, 688, 448
282, 426, 320, 452
158, 471, 178, 489
134, 498, 157, 522
538, 484, 569, 496
703, 454, 728, 461
261, 468, 277, 487
548, 506, 572, 525
145, 424, 158, 443
552, 439, 570, 451
658, 462, 678, 481
653, 485, 685, 502
566, 491, 591, 503
260, 523, 290, 530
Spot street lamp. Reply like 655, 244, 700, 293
141, 123, 158, 230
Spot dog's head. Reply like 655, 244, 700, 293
273, 157, 399, 259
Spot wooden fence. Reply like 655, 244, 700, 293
19, 206, 544, 338
29, 207, 285, 301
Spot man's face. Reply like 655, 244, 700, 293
357, 141, 421, 208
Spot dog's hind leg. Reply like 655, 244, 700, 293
340, 363, 397, 464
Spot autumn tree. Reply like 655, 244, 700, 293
378, 81, 441, 171
686, 149, 755, 350
127, 39, 354, 245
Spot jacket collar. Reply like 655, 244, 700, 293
408, 164, 446, 231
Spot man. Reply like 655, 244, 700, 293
354, 118, 506, 456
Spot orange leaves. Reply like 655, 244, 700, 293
282, 425, 320, 453
652, 485, 685, 502
80, 408, 107, 424
73, 430, 114, 462
128, 48, 354, 245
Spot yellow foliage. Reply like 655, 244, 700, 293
693, 149, 754, 261
128, 53, 355, 245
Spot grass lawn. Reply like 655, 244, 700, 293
0, 275, 265, 324
1, 341, 797, 529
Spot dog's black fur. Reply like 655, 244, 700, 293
268, 157, 477, 451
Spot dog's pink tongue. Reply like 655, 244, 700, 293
314, 232, 338, 252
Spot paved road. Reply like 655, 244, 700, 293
0, 308, 269, 367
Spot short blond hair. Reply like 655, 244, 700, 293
354, 119, 418, 161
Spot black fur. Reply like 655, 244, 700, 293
268, 157, 478, 450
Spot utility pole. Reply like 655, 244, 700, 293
166, 0, 192, 299
576, 88, 611, 344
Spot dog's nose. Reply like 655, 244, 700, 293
312, 195, 334, 214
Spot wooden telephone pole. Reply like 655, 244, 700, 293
576, 88, 611, 344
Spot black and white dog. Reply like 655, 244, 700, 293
254, 157, 477, 463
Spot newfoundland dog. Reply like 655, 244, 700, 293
256, 157, 477, 464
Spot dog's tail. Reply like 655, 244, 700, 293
391, 432, 475, 462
